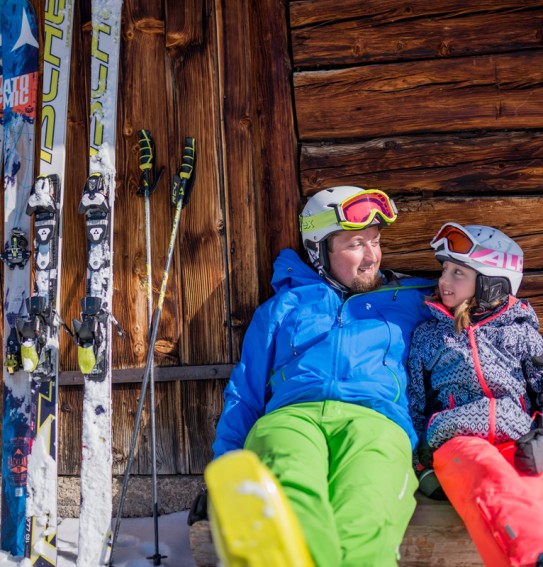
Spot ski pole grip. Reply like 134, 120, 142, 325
171, 137, 196, 206
137, 129, 153, 196
137, 129, 153, 172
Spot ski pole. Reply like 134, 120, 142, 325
109, 137, 196, 566
138, 129, 164, 565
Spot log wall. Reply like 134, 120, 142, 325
291, 0, 543, 316
1, 0, 542, 479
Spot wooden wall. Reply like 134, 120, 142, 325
1, 0, 298, 476
2, 0, 543, 478
291, 0, 543, 317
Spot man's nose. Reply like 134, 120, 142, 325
365, 246, 378, 262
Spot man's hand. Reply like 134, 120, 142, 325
187, 487, 208, 525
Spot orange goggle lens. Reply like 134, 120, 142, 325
432, 224, 476, 254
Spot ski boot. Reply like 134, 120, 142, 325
205, 449, 314, 567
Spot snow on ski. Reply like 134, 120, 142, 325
1, 0, 39, 557
72, 0, 124, 564
17, 1, 74, 565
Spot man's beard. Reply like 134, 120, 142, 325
350, 273, 383, 293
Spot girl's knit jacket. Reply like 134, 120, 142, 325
407, 296, 543, 451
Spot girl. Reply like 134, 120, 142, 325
407, 222, 543, 567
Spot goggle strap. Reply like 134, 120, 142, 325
299, 209, 338, 234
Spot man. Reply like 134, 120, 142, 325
200, 187, 434, 566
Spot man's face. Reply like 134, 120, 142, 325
328, 226, 382, 292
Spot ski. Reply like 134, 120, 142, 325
1, 0, 39, 557
0, 17, 3, 165
72, 0, 124, 564
17, 1, 74, 564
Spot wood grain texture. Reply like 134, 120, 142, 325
115, 0, 174, 371
4, 0, 543, 480
299, 132, 543, 195
214, 0, 260, 361
189, 494, 484, 566
294, 51, 543, 140
246, 0, 302, 300
292, 6, 543, 67
290, 0, 543, 28
380, 196, 543, 271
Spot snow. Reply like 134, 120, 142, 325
78, 378, 113, 566
0, 511, 197, 567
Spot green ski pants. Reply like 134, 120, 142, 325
244, 401, 417, 567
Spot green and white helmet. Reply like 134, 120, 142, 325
299, 186, 397, 274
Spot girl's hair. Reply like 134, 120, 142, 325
452, 297, 478, 334
431, 287, 503, 333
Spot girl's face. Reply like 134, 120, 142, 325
438, 261, 477, 310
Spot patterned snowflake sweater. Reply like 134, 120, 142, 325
407, 296, 543, 451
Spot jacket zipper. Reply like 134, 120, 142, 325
468, 325, 496, 444
338, 295, 400, 401
467, 298, 516, 445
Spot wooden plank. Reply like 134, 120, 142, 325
520, 272, 543, 299
299, 131, 543, 195
292, 9, 543, 67
166, 0, 230, 368
215, 0, 261, 358
164, 0, 204, 59
381, 196, 543, 272
59, 382, 184, 475
112, 382, 183, 475
111, 0, 179, 482
399, 495, 483, 565
517, 273, 543, 328
247, 0, 301, 302
59, 363, 234, 385
167, 0, 230, 474
115, 0, 176, 372
58, 386, 83, 475
180, 379, 227, 473
60, 377, 227, 475
294, 51, 543, 140
189, 494, 483, 567
60, 0, 91, 372
289, 0, 543, 28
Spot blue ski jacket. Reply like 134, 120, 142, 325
213, 249, 434, 457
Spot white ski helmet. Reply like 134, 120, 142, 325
299, 186, 397, 273
431, 222, 524, 306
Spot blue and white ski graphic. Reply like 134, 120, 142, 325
1, 0, 39, 556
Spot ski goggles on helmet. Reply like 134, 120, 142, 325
430, 223, 478, 255
300, 189, 397, 235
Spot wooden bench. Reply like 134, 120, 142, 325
189, 493, 483, 566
